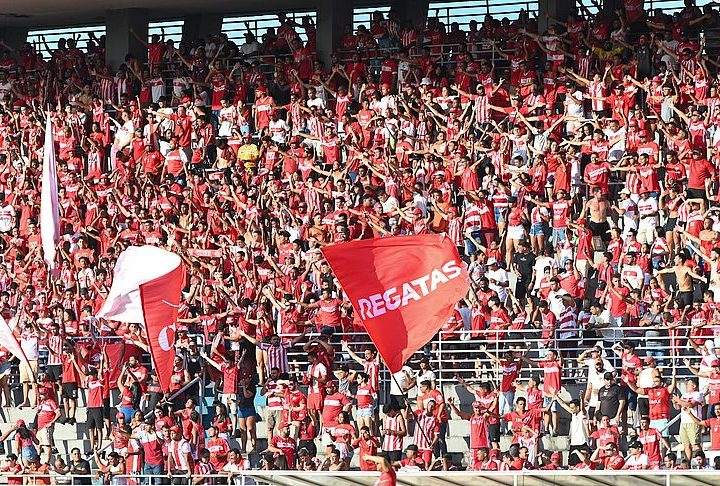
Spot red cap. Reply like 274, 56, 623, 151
629, 119, 638, 127
576, 218, 587, 225
551, 452, 563, 460
638, 130, 648, 137
413, 208, 423, 215
15, 420, 26, 428
170, 425, 181, 433
711, 359, 720, 367
382, 82, 392, 90
652, 76, 662, 83
116, 412, 125, 420
255, 86, 267, 93
644, 356, 655, 364
472, 401, 482, 408
489, 449, 500, 459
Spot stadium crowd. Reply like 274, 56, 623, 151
4, 0, 720, 483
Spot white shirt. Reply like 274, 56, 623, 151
569, 411, 589, 446
637, 197, 659, 230
486, 268, 509, 303
0, 204, 15, 233
391, 366, 416, 398
680, 391, 704, 424
619, 198, 638, 233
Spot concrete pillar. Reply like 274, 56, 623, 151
0, 27, 29, 51
182, 14, 224, 43
395, 0, 429, 30
315, 0, 353, 68
105, 8, 148, 69
538, 0, 576, 33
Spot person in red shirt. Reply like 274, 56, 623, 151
366, 454, 397, 486
520, 350, 562, 436
35, 387, 61, 463
447, 397, 491, 455
591, 442, 625, 469
627, 369, 676, 435
266, 422, 297, 469
637, 415, 671, 468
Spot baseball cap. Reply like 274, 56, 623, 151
486, 258, 498, 266
620, 188, 631, 195
644, 356, 656, 364
170, 425, 181, 433
551, 452, 562, 460
15, 420, 25, 428
472, 401, 482, 408
420, 77, 432, 85
711, 359, 720, 367
638, 130, 648, 137
116, 412, 125, 420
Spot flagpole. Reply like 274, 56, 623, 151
384, 359, 434, 459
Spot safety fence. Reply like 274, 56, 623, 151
4, 470, 720, 485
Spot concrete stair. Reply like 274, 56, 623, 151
1, 380, 712, 469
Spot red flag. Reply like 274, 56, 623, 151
322, 234, 468, 373
139, 263, 184, 392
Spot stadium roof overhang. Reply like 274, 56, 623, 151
0, 0, 321, 27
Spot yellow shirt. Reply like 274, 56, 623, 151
236, 143, 259, 167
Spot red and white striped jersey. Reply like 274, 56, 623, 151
413, 411, 440, 451
46, 334, 63, 366
382, 414, 404, 452
169, 438, 193, 471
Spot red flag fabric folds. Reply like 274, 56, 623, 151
322, 234, 468, 373
140, 263, 184, 392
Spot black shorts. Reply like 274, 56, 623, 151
103, 398, 111, 421
677, 290, 694, 309
665, 217, 677, 233
588, 406, 597, 421
488, 423, 500, 443
588, 220, 610, 240
87, 407, 104, 430
61, 382, 78, 400
46, 364, 62, 382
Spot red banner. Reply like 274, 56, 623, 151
105, 342, 141, 388
139, 263, 184, 392
322, 234, 468, 373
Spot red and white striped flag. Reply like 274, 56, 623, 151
40, 115, 60, 269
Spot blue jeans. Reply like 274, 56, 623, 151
464, 230, 482, 256
143, 463, 164, 485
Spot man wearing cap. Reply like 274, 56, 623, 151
320, 380, 351, 432
623, 441, 649, 469
167, 425, 194, 483
134, 419, 166, 482
393, 444, 425, 471
447, 397, 491, 459
266, 422, 297, 469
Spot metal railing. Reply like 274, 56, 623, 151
4, 470, 720, 485
439, 325, 706, 386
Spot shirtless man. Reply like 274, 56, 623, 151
580, 187, 612, 243
656, 254, 707, 309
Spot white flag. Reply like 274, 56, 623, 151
0, 315, 31, 374
40, 116, 60, 269
98, 245, 183, 324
